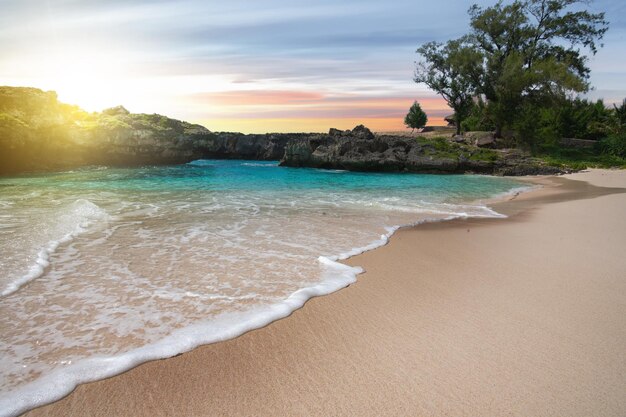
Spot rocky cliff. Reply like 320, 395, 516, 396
0, 87, 317, 174
280, 125, 566, 176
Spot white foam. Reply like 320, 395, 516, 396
475, 184, 539, 205
240, 162, 278, 167
0, 199, 517, 417
0, 199, 109, 297
0, 175, 537, 416
187, 160, 214, 166
0, 259, 360, 417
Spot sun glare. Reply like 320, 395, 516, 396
29, 45, 125, 110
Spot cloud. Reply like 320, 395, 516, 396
186, 90, 448, 127
193, 90, 325, 105
1, 0, 624, 132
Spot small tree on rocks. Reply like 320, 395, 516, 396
404, 101, 428, 132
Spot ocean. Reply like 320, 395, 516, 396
0, 160, 529, 415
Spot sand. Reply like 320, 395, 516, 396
25, 169, 626, 417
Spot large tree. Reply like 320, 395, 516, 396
467, 0, 608, 137
414, 39, 481, 135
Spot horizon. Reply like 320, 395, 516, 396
1, 0, 624, 133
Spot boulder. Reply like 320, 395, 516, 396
351, 124, 375, 140
328, 128, 346, 136
464, 131, 496, 148
451, 135, 467, 144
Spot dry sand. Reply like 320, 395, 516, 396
25, 169, 626, 417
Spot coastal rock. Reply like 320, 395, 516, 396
451, 135, 468, 144
464, 131, 496, 148
328, 125, 375, 140
351, 124, 375, 140
280, 127, 569, 176
0, 87, 325, 174
328, 128, 347, 136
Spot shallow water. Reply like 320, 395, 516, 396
0, 160, 528, 415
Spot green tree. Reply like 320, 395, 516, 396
414, 39, 480, 135
612, 99, 626, 134
467, 0, 608, 138
404, 101, 428, 132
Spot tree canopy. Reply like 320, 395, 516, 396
404, 101, 428, 131
414, 0, 609, 139
414, 40, 479, 135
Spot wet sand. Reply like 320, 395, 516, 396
26, 169, 626, 417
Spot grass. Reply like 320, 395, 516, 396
414, 136, 500, 163
468, 148, 499, 162
536, 144, 626, 169
414, 135, 625, 168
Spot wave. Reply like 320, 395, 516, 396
0, 258, 359, 417
0, 195, 521, 417
186, 160, 214, 167
0, 199, 109, 297
240, 162, 279, 167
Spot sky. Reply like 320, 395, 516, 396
0, 0, 624, 133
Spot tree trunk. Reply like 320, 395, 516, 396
494, 124, 502, 138
454, 112, 461, 135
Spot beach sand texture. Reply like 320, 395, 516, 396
25, 169, 626, 417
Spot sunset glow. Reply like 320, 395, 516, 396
1, 0, 624, 132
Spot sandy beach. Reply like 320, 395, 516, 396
25, 169, 626, 417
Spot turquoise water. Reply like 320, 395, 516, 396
0, 160, 528, 416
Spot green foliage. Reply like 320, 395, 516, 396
415, 0, 610, 144
536, 143, 626, 169
0, 113, 28, 129
404, 101, 428, 131
466, 0, 608, 137
415, 39, 479, 134
612, 99, 626, 133
430, 137, 454, 152
413, 136, 500, 162
461, 100, 494, 132
510, 102, 561, 151
0, 86, 206, 152
468, 148, 499, 162
462, 93, 624, 156
97, 115, 132, 131
511, 98, 617, 149
558, 98, 614, 139
599, 133, 626, 158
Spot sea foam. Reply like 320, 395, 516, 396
0, 161, 531, 416
0, 199, 109, 297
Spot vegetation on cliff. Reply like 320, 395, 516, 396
0, 87, 324, 175
0, 86, 216, 174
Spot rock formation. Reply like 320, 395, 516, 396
0, 87, 317, 174
280, 126, 566, 176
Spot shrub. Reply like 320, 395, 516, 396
461, 101, 494, 132
599, 133, 626, 158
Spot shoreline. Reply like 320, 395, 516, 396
0, 171, 524, 417
24, 169, 626, 416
